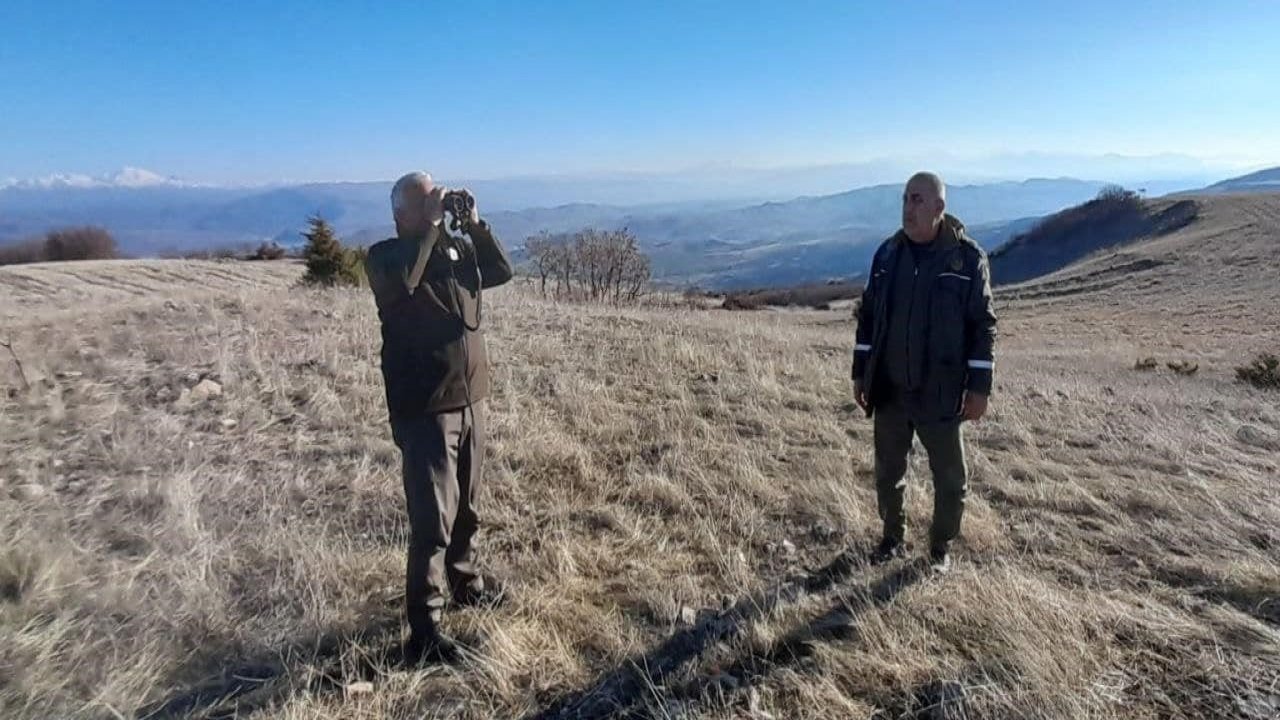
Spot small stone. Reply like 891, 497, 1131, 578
13, 483, 48, 501
220, 417, 238, 430
52, 458, 64, 469
176, 379, 222, 407
184, 371, 201, 385
811, 523, 836, 542
677, 605, 697, 626
780, 539, 796, 556
1237, 425, 1279, 451
345, 681, 374, 697
56, 370, 83, 380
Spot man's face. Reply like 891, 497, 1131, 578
394, 174, 434, 235
902, 178, 944, 240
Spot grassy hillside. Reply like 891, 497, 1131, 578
0, 247, 1277, 718
1204, 166, 1280, 194
1000, 193, 1280, 324
989, 190, 1198, 286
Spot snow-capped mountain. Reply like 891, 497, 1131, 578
0, 167, 193, 190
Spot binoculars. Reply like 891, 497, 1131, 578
443, 190, 476, 221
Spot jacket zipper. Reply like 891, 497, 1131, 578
907, 263, 918, 388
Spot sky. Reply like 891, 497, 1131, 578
2, 0, 1278, 185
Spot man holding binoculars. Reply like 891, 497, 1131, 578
365, 171, 513, 664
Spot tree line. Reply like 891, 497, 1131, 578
524, 228, 650, 303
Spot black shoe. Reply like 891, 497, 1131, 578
452, 578, 506, 609
869, 537, 906, 565
928, 545, 952, 574
403, 629, 461, 666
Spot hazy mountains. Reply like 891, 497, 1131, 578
1, 164, 1269, 289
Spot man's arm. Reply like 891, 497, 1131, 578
852, 253, 878, 383
365, 227, 441, 313
964, 252, 997, 396
364, 245, 399, 314
404, 225, 440, 292
468, 220, 514, 288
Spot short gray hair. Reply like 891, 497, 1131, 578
391, 171, 430, 214
908, 171, 946, 201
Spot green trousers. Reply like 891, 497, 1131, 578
393, 403, 486, 635
873, 402, 968, 548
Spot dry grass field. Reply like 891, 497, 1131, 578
2, 194, 1278, 719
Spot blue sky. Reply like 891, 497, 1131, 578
2, 1, 1278, 184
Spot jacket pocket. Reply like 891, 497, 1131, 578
932, 275, 969, 360
935, 360, 965, 420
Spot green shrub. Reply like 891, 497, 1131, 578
301, 216, 364, 287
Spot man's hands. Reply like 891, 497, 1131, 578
425, 185, 446, 228
854, 380, 869, 412
961, 391, 989, 422
853, 381, 989, 421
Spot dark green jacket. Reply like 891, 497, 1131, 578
365, 220, 513, 425
852, 214, 997, 421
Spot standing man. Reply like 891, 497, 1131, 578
365, 171, 513, 663
852, 172, 997, 573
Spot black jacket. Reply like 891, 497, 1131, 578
366, 220, 513, 424
852, 214, 997, 421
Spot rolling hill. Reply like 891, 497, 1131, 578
998, 191, 1280, 324
1202, 165, 1280, 194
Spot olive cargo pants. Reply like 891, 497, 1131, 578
394, 403, 485, 635
873, 402, 968, 549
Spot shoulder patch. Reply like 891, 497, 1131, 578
950, 255, 964, 272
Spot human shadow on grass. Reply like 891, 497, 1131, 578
133, 614, 403, 719
526, 544, 906, 720
620, 564, 922, 719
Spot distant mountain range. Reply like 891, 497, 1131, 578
1, 165, 1273, 289
0, 167, 195, 190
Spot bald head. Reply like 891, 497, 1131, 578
902, 172, 947, 244
391, 171, 435, 237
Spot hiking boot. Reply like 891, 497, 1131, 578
403, 626, 461, 666
869, 536, 906, 565
928, 545, 952, 575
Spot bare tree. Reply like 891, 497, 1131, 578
524, 228, 650, 304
